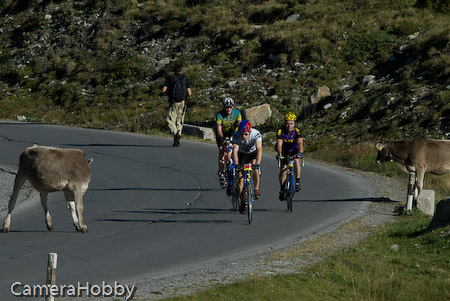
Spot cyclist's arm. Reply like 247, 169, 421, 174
297, 137, 304, 154
276, 138, 283, 156
232, 143, 240, 165
216, 124, 224, 140
255, 140, 263, 165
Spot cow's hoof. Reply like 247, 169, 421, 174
75, 225, 88, 233
3, 227, 9, 233
46, 224, 54, 231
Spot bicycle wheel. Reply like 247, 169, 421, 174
247, 183, 253, 224
231, 183, 239, 212
286, 177, 293, 212
247, 185, 254, 224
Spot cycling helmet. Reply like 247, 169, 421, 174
222, 97, 234, 108
284, 112, 297, 121
239, 120, 251, 133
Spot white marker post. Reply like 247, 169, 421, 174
46, 252, 57, 301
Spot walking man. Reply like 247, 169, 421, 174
162, 64, 192, 147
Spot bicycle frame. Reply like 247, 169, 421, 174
243, 163, 255, 224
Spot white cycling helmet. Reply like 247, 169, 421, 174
222, 97, 234, 107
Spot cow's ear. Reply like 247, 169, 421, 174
376, 143, 383, 151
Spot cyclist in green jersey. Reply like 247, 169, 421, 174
215, 97, 242, 190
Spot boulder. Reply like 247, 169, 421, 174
243, 104, 272, 126
182, 124, 215, 140
308, 86, 331, 105
427, 198, 450, 232
416, 190, 435, 216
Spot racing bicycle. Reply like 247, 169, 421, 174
218, 137, 232, 189
242, 163, 261, 224
278, 155, 303, 212
229, 164, 239, 211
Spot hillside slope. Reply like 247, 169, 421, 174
0, 0, 449, 149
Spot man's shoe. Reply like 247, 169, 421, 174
279, 191, 285, 201
173, 134, 181, 147
295, 181, 301, 191
255, 190, 261, 199
239, 203, 246, 214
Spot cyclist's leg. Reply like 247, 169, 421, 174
294, 157, 302, 190
237, 154, 245, 211
279, 161, 287, 201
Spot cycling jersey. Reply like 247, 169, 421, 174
216, 109, 242, 135
232, 129, 262, 155
277, 126, 302, 155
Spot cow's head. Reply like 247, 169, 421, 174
376, 142, 391, 164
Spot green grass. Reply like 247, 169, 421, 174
163, 212, 450, 301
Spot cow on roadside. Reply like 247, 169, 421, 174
2, 145, 93, 233
376, 138, 450, 207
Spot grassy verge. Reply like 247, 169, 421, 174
165, 212, 450, 301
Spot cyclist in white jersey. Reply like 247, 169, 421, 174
232, 120, 263, 213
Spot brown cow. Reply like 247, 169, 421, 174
376, 138, 450, 201
2, 145, 93, 233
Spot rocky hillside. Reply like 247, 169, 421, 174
0, 0, 449, 149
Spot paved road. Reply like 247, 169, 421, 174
0, 121, 374, 300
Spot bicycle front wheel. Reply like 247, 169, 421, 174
247, 184, 253, 224
286, 175, 295, 212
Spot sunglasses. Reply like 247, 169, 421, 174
243, 132, 250, 136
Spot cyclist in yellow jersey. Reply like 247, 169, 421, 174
215, 97, 242, 190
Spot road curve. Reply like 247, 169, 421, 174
0, 121, 375, 300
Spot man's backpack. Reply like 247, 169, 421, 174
171, 75, 187, 101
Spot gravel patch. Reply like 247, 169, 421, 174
0, 168, 35, 212
0, 162, 406, 300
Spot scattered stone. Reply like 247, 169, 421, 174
286, 14, 302, 22
362, 75, 376, 86
390, 244, 399, 251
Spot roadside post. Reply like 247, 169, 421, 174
46, 252, 57, 301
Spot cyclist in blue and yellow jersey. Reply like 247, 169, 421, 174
276, 112, 304, 201
215, 97, 242, 190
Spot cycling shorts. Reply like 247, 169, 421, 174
238, 151, 257, 165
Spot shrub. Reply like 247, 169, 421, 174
344, 31, 398, 62
416, 0, 450, 12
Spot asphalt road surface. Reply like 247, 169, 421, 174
0, 120, 374, 300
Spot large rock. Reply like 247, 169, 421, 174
308, 86, 331, 105
427, 198, 450, 232
182, 124, 215, 140
417, 190, 435, 216
243, 104, 272, 126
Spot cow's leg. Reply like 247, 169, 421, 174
415, 169, 424, 198
73, 189, 88, 233
40, 192, 53, 231
2, 173, 26, 233
406, 172, 415, 212
64, 190, 80, 230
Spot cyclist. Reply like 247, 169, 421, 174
215, 97, 242, 191
232, 120, 263, 213
276, 112, 304, 201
